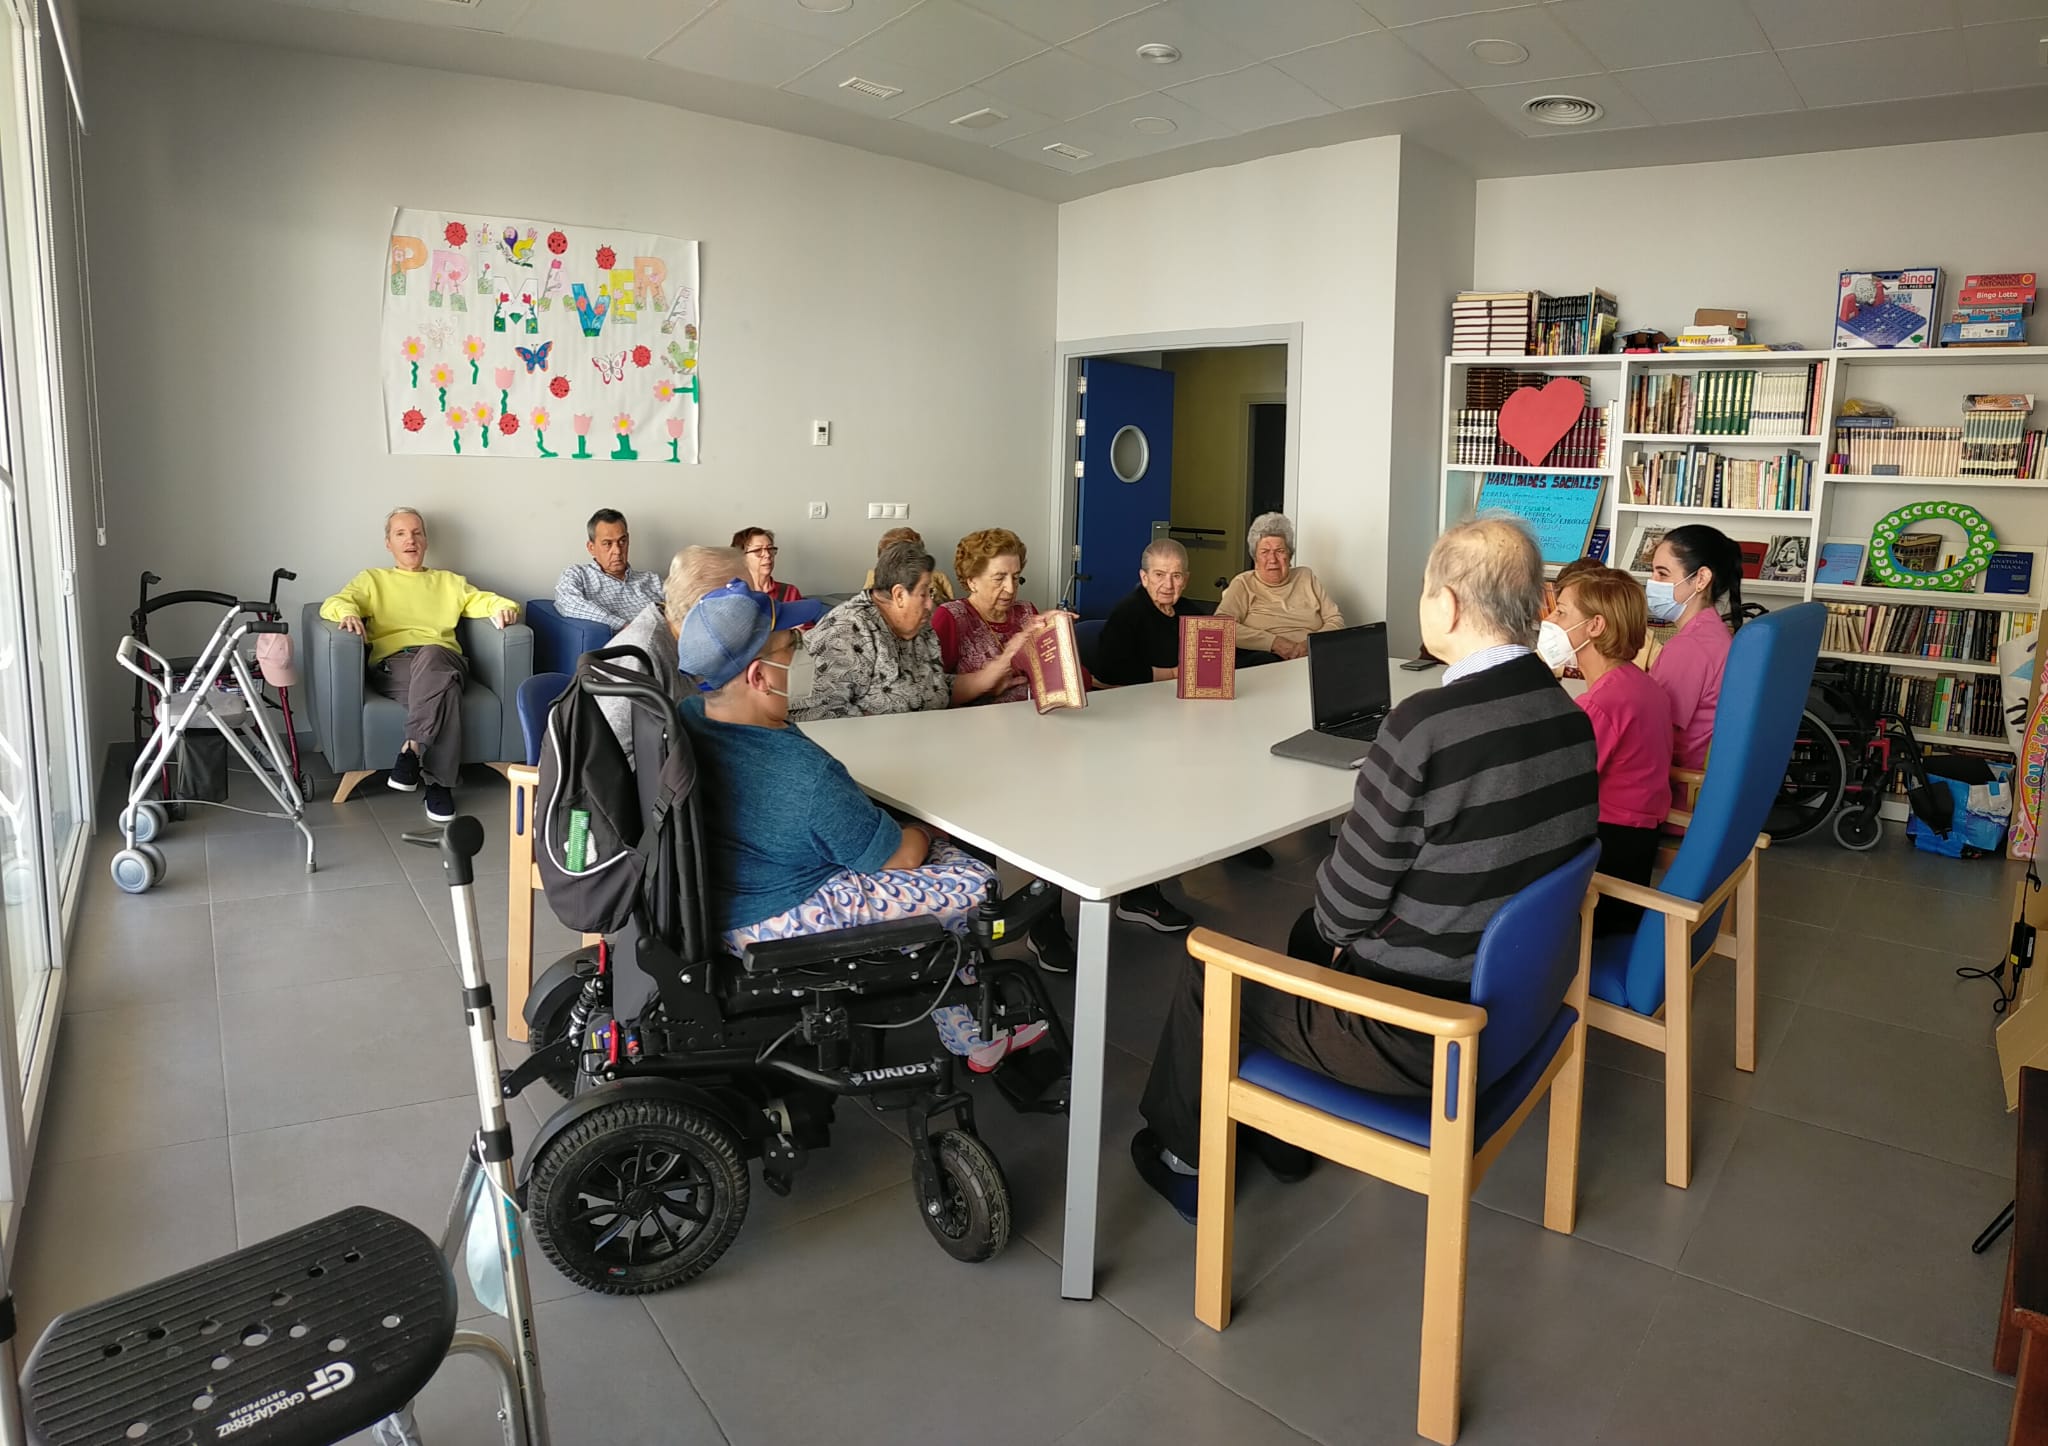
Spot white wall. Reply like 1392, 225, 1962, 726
76, 24, 1056, 746
1058, 136, 1407, 633
1475, 133, 2048, 348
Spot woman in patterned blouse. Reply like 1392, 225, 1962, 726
794, 539, 951, 722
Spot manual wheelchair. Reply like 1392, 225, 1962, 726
501, 657, 1073, 1296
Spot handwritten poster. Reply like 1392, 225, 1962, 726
1473, 473, 1606, 565
382, 209, 699, 463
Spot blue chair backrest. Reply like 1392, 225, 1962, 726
525, 599, 615, 677
1610, 602, 1824, 1014
1469, 839, 1601, 1090
1075, 619, 1106, 677
517, 671, 571, 766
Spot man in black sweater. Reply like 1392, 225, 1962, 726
1134, 517, 1599, 1219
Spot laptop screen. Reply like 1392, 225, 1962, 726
1308, 623, 1391, 728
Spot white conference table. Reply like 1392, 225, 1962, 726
802, 657, 1441, 1300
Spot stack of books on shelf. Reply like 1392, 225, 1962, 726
1462, 368, 1596, 410
1960, 393, 2036, 478
1625, 364, 1824, 437
1451, 291, 1538, 356
1532, 289, 1619, 356
1832, 660, 2011, 743
1625, 446, 1812, 510
1941, 273, 2034, 348
1831, 417, 1962, 476
1453, 406, 1608, 468
1820, 600, 2028, 663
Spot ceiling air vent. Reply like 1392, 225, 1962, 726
1522, 94, 1603, 126
1043, 142, 1094, 161
950, 107, 1010, 130
839, 76, 904, 101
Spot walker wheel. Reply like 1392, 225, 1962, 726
1833, 804, 1883, 852
916, 1130, 1011, 1264
110, 848, 155, 894
137, 842, 168, 882
121, 801, 166, 844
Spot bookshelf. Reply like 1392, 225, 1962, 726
1439, 345, 2048, 819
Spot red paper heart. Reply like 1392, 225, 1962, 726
1498, 378, 1587, 466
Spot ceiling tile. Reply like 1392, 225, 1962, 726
847, 0, 1045, 79
1358, 0, 1529, 24
994, 128, 1114, 170
977, 45, 1148, 116
1961, 16, 2048, 87
1547, 0, 1769, 70
1745, 0, 1959, 49
512, 0, 711, 56
345, 0, 536, 29
1165, 62, 1338, 129
1168, 0, 1380, 57
1466, 69, 1654, 135
1614, 51, 1803, 124
1958, 0, 2048, 20
956, 0, 1160, 44
1069, 87, 1239, 144
1392, 5, 1605, 87
1271, 29, 1455, 106
779, 47, 961, 113
652, 7, 841, 84
1776, 28, 1972, 107
893, 84, 1057, 144
1061, 6, 1260, 84
716, 0, 920, 45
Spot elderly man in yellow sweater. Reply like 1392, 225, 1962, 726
320, 507, 518, 821
1215, 512, 1346, 664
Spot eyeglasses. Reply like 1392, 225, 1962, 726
747, 547, 779, 558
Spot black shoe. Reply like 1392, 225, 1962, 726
388, 747, 421, 793
1245, 1127, 1315, 1184
1235, 844, 1275, 869
1130, 1128, 1198, 1224
1116, 886, 1193, 934
424, 783, 455, 824
1027, 914, 1076, 974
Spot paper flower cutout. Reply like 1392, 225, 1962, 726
571, 413, 594, 435
531, 407, 551, 430
401, 337, 424, 362
429, 363, 453, 389
612, 412, 633, 434
654, 378, 675, 403
665, 418, 686, 438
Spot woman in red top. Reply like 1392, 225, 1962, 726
732, 526, 811, 628
1552, 567, 1675, 935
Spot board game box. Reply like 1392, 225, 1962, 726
1835, 268, 1941, 349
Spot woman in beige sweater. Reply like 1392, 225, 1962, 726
1216, 512, 1345, 661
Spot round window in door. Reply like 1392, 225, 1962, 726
1110, 425, 1150, 483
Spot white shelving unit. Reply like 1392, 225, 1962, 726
1440, 345, 2048, 817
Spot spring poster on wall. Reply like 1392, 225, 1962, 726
382, 209, 699, 463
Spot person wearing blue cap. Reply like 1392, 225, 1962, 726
675, 578, 1047, 1070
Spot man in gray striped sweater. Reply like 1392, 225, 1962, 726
1134, 517, 1599, 1219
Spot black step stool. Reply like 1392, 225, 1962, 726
23, 1205, 456, 1445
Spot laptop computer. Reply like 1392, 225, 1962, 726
1270, 623, 1393, 770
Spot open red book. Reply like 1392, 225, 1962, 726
1021, 612, 1087, 713
1178, 615, 1236, 700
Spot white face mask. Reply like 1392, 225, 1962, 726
757, 656, 811, 708
1535, 618, 1585, 670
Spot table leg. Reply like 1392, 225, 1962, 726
1062, 896, 1112, 1301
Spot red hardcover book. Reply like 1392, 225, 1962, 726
1965, 273, 2037, 288
1960, 285, 2036, 308
1177, 615, 1237, 699
1020, 612, 1087, 714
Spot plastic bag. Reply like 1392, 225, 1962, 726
463, 1178, 509, 1319
1908, 763, 2013, 858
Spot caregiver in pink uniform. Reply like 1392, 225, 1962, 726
1645, 524, 1743, 790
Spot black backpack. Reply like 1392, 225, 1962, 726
533, 650, 656, 934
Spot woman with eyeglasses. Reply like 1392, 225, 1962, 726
731, 526, 811, 628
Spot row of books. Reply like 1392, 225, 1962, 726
1623, 364, 1824, 437
1831, 422, 1965, 477
1461, 367, 1596, 411
1825, 659, 2010, 742
1819, 600, 2025, 663
1451, 407, 1608, 468
1961, 394, 2037, 477
1450, 289, 1617, 357
1533, 290, 1619, 357
1623, 446, 1813, 511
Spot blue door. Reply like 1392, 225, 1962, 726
1073, 359, 1174, 618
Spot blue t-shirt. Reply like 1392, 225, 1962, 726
677, 698, 899, 930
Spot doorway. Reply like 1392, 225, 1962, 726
1055, 328, 1301, 615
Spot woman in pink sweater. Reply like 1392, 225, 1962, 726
1553, 567, 1674, 934
1646, 524, 1742, 783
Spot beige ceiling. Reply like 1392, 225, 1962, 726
78, 0, 2048, 199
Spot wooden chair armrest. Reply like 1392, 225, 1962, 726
1670, 766, 1705, 786
1186, 928, 1485, 1039
1589, 871, 1706, 923
1754, 831, 1772, 851
1665, 808, 1693, 830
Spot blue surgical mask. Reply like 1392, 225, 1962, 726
1645, 572, 1696, 624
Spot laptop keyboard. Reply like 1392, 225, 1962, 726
1326, 714, 1383, 742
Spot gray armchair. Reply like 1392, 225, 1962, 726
301, 604, 534, 802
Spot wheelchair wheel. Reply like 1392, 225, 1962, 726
916, 1130, 1011, 1264
1767, 709, 1846, 842
528, 1095, 749, 1295
1833, 803, 1884, 852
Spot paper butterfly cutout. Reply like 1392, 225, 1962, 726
592, 351, 629, 384
515, 341, 553, 373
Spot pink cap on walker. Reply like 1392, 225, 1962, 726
254, 631, 298, 687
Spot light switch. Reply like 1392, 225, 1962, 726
867, 503, 887, 520
808, 501, 828, 519
812, 420, 831, 447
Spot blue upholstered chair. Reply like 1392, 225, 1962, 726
1585, 602, 1824, 1188
516, 672, 571, 767
1187, 840, 1601, 1445
1074, 619, 1106, 678
524, 599, 613, 677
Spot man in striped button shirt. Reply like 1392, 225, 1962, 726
555, 507, 665, 630
1133, 517, 1599, 1218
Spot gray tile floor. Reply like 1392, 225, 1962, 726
17, 765, 2028, 1443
